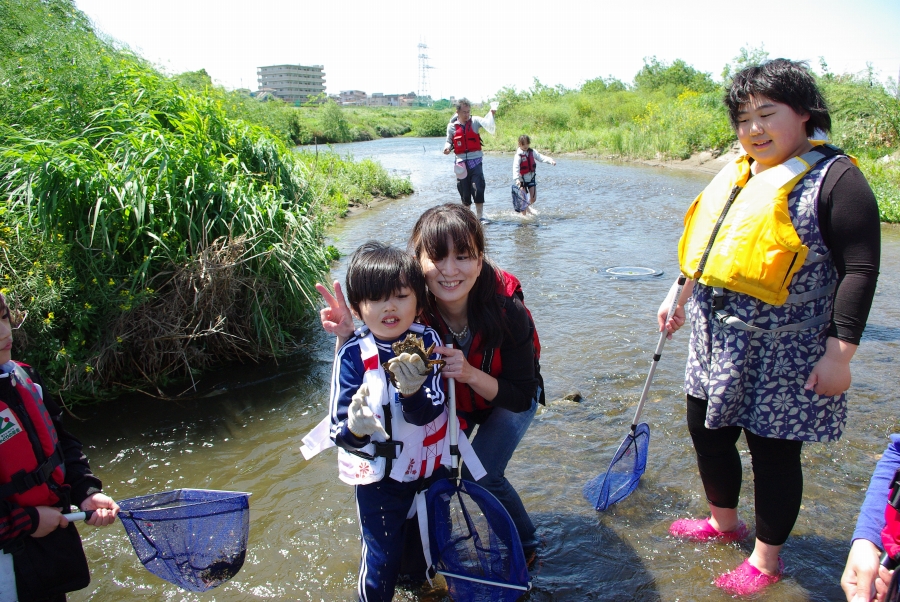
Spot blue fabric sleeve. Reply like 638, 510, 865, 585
852, 434, 900, 547
329, 339, 370, 451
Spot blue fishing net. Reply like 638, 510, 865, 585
583, 422, 650, 511
511, 184, 529, 213
427, 478, 530, 602
118, 489, 250, 592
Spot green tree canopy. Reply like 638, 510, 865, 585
634, 57, 717, 95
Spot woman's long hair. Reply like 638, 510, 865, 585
409, 204, 506, 348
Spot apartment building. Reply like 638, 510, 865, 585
339, 90, 367, 105
368, 92, 417, 107
257, 64, 326, 103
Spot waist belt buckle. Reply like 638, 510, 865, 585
712, 293, 725, 311
373, 441, 403, 460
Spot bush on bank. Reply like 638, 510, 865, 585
0, 0, 411, 401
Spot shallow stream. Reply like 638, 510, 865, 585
69, 137, 900, 601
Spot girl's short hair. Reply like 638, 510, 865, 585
345, 241, 426, 315
409, 204, 505, 347
725, 58, 830, 136
518, 134, 530, 146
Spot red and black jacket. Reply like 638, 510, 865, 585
425, 271, 543, 420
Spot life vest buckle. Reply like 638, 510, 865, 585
372, 440, 403, 460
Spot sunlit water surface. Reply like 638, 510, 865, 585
68, 138, 900, 601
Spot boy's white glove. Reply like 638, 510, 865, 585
384, 353, 429, 396
347, 384, 389, 440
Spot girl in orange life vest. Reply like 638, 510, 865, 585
658, 59, 879, 596
316, 204, 544, 562
513, 135, 556, 215
0, 292, 119, 601
443, 98, 496, 222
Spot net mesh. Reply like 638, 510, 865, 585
118, 489, 250, 592
511, 184, 529, 213
427, 479, 530, 602
583, 422, 650, 511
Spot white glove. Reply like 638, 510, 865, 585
385, 353, 429, 396
347, 384, 389, 440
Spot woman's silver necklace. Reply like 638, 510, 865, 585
441, 314, 469, 340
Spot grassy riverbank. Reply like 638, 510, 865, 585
481, 60, 900, 221
0, 0, 411, 401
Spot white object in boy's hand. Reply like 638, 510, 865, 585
348, 384, 389, 439
385, 353, 429, 396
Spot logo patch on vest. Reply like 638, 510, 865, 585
0, 409, 23, 444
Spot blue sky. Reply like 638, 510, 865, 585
74, 0, 900, 101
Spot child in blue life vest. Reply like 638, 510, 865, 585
0, 292, 120, 601
513, 134, 556, 214
301, 241, 483, 602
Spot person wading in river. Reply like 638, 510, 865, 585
659, 59, 880, 596
443, 98, 496, 222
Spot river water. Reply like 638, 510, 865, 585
67, 137, 900, 601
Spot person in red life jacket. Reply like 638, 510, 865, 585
443, 98, 496, 222
842, 436, 900, 601
513, 134, 556, 215
659, 59, 880, 596
0, 292, 119, 601
317, 204, 544, 565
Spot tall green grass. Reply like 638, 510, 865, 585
0, 0, 412, 400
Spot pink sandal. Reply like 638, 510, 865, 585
715, 558, 784, 596
668, 517, 749, 542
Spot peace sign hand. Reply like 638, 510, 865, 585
316, 281, 355, 340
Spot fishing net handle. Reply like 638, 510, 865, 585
444, 334, 459, 472
631, 276, 687, 427
62, 510, 95, 522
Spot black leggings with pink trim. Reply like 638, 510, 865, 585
686, 394, 803, 546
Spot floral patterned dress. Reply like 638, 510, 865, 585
685, 157, 845, 442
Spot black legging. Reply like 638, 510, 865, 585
686, 394, 804, 546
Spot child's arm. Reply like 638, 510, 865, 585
512, 150, 523, 185
329, 342, 374, 451
36, 367, 119, 526
0, 499, 40, 548
533, 149, 556, 165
